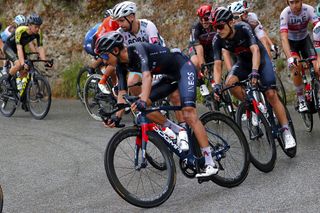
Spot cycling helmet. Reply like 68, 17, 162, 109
239, 0, 250, 10
112, 1, 137, 20
94, 31, 124, 55
83, 23, 101, 56
212, 8, 233, 26
316, 3, 320, 17
228, 1, 245, 14
27, 13, 42, 25
104, 8, 113, 18
14, 15, 26, 26
197, 4, 212, 17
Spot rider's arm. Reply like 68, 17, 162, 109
38, 46, 46, 61
280, 32, 291, 59
222, 49, 232, 72
115, 90, 126, 118
16, 44, 25, 65
250, 44, 260, 71
212, 36, 223, 84
213, 60, 223, 84
194, 44, 205, 67
140, 71, 152, 102
259, 36, 272, 58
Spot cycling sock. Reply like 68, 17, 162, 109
281, 124, 289, 130
163, 119, 181, 133
201, 146, 214, 166
99, 74, 107, 84
295, 85, 304, 97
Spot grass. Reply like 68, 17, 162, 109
52, 61, 83, 98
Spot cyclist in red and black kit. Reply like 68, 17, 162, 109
212, 8, 296, 150
189, 4, 216, 70
95, 31, 219, 177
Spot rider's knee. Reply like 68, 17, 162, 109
169, 91, 180, 105
182, 107, 197, 125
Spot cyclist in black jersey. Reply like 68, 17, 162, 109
95, 31, 219, 177
189, 4, 216, 70
3, 13, 49, 89
212, 8, 296, 150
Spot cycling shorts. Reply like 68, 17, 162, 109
150, 77, 178, 102
188, 45, 214, 63
3, 44, 18, 62
289, 35, 317, 59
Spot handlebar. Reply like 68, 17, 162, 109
298, 57, 317, 64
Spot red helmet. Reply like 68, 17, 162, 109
197, 4, 212, 18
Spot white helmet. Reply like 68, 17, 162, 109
228, 1, 245, 14
112, 1, 137, 20
14, 14, 26, 26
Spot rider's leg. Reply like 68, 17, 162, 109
225, 74, 245, 102
127, 72, 141, 96
168, 90, 184, 123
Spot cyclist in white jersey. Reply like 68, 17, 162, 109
313, 3, 320, 68
280, 0, 319, 112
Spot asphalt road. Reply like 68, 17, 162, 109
0, 99, 320, 212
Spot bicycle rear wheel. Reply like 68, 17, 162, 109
236, 102, 276, 173
105, 126, 176, 208
200, 111, 250, 187
83, 74, 116, 121
300, 112, 313, 132
275, 73, 287, 105
0, 76, 17, 117
277, 105, 297, 158
27, 74, 51, 120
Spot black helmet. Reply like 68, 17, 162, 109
212, 8, 233, 26
94, 31, 124, 55
27, 13, 42, 25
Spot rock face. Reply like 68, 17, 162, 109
0, 0, 317, 96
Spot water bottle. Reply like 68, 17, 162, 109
162, 127, 177, 141
16, 76, 22, 91
251, 112, 258, 127
199, 84, 210, 96
177, 129, 189, 151
257, 102, 267, 114
21, 77, 28, 92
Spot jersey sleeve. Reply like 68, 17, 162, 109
212, 35, 222, 61
189, 22, 200, 46
254, 24, 266, 39
313, 23, 320, 50
133, 44, 149, 72
144, 21, 162, 45
15, 27, 24, 45
279, 8, 288, 33
307, 5, 319, 26
116, 64, 128, 91
242, 24, 258, 46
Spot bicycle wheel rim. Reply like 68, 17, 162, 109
76, 68, 89, 103
105, 127, 176, 208
300, 112, 313, 132
200, 111, 250, 187
0, 77, 16, 117
27, 75, 51, 120
236, 103, 276, 173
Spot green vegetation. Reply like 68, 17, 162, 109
53, 61, 83, 98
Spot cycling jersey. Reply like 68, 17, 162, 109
96, 16, 119, 38
247, 12, 265, 39
212, 22, 275, 89
0, 26, 14, 42
83, 22, 102, 56
189, 21, 216, 62
5, 26, 42, 53
313, 21, 320, 53
280, 4, 319, 41
116, 43, 197, 107
118, 19, 166, 47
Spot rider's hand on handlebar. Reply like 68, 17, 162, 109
248, 69, 260, 86
44, 61, 53, 68
104, 115, 124, 128
287, 57, 297, 69
132, 99, 147, 111
23, 63, 29, 70
213, 83, 222, 101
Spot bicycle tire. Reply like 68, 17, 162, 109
277, 105, 297, 158
27, 74, 51, 120
236, 102, 277, 173
83, 74, 116, 121
199, 111, 250, 187
0, 185, 3, 213
300, 112, 313, 132
275, 73, 287, 106
105, 126, 176, 208
76, 67, 90, 104
0, 76, 17, 117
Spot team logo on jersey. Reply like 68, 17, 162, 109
150, 37, 159, 44
128, 37, 149, 44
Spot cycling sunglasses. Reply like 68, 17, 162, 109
214, 24, 225, 30
199, 12, 211, 21
99, 53, 110, 60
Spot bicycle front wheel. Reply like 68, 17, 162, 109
0, 76, 16, 117
105, 126, 176, 208
200, 111, 250, 187
27, 74, 51, 120
0, 185, 3, 213
275, 73, 287, 105
236, 102, 276, 173
83, 74, 116, 121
